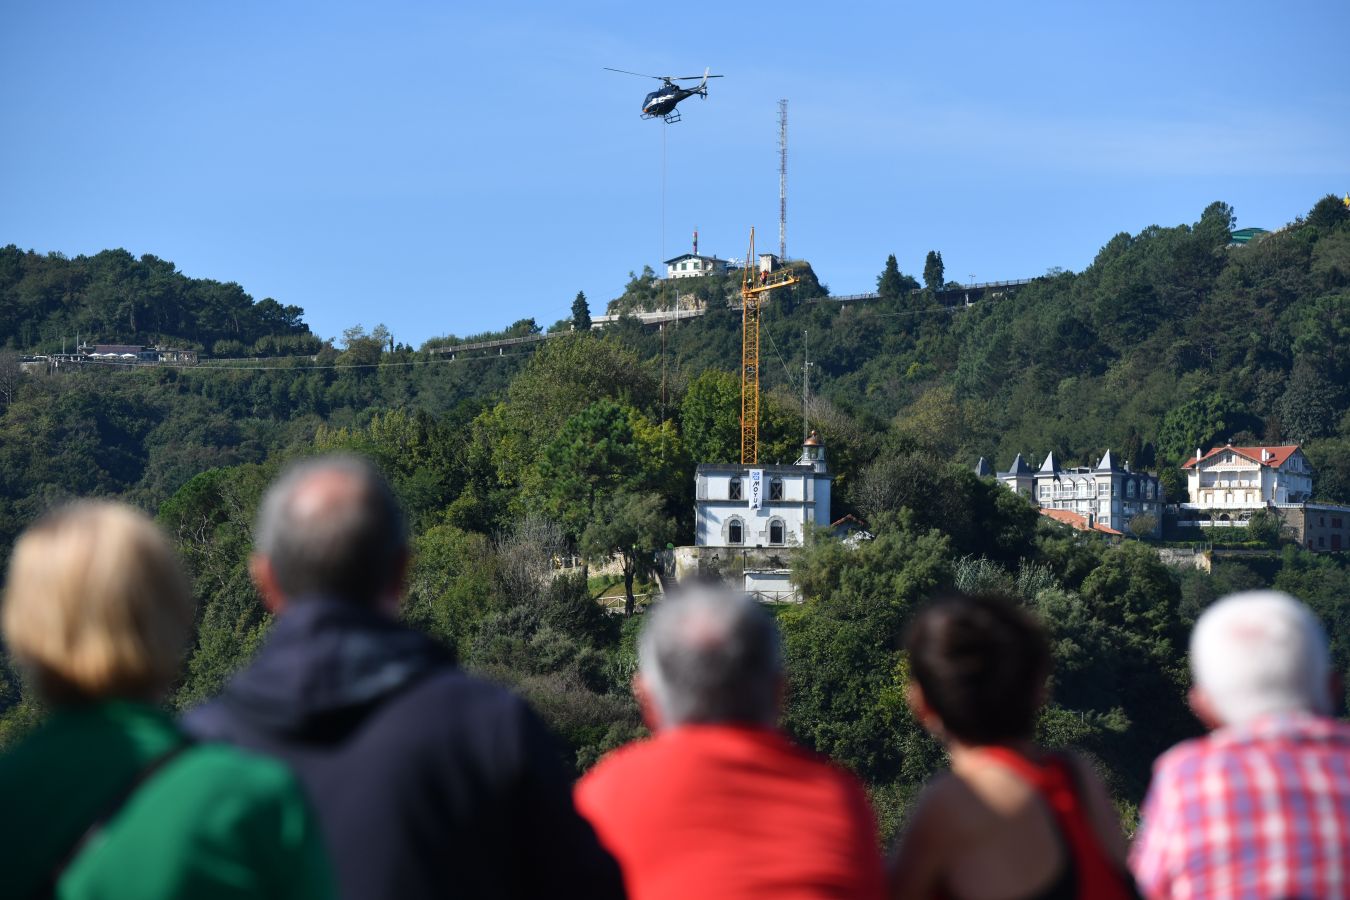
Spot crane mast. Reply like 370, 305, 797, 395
740, 227, 800, 465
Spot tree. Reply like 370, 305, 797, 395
1127, 513, 1158, 540
890, 384, 990, 461
533, 400, 640, 540
530, 399, 683, 590
1307, 194, 1350, 233
401, 523, 497, 657
1156, 397, 1255, 465
1279, 357, 1342, 444
1079, 542, 1184, 646
0, 350, 21, 408
581, 490, 673, 616
780, 511, 952, 782
158, 464, 278, 709
1245, 509, 1282, 547
849, 451, 1036, 563
1195, 201, 1236, 246
923, 251, 945, 293
877, 255, 903, 299
679, 369, 740, 464
1157, 466, 1187, 504
339, 323, 390, 366
484, 334, 659, 488
571, 291, 592, 331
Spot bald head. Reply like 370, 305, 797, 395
638, 587, 782, 729
254, 455, 408, 607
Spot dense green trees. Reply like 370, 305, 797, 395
0, 246, 315, 354
3, 194, 1350, 825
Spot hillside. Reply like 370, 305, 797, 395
2, 194, 1349, 833
0, 246, 320, 356
603, 195, 1350, 504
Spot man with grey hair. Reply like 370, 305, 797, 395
186, 455, 623, 900
575, 588, 886, 899
1131, 590, 1350, 899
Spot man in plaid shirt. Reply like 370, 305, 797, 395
1131, 590, 1350, 899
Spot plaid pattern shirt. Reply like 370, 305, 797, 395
1131, 712, 1350, 899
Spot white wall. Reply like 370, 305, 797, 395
695, 470, 831, 547
1188, 456, 1312, 509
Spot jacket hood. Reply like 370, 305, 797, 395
215, 596, 454, 740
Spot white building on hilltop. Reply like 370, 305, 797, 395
664, 253, 731, 280
988, 449, 1163, 536
694, 432, 832, 548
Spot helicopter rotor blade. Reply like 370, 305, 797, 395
673, 74, 724, 81
603, 67, 666, 80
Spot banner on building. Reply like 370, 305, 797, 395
748, 469, 764, 509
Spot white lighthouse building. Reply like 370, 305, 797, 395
693, 432, 832, 549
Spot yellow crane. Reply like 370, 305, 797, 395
740, 226, 800, 464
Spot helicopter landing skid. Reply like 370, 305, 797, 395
642, 109, 682, 124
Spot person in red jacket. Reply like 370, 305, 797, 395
575, 587, 885, 900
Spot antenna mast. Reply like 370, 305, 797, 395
778, 99, 788, 260
802, 329, 811, 444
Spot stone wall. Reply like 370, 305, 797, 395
669, 545, 799, 583
1155, 547, 1212, 573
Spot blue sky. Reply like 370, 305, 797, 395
3, 1, 1347, 347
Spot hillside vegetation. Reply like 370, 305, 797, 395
0, 246, 320, 357
2, 195, 1349, 834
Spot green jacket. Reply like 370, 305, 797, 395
0, 700, 334, 899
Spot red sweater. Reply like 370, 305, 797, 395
575, 725, 886, 900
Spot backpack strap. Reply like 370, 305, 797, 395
31, 741, 194, 900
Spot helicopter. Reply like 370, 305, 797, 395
604, 67, 723, 123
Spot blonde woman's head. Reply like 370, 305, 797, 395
3, 501, 194, 703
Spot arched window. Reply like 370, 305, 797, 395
769, 519, 785, 545
728, 518, 744, 545
729, 478, 742, 501
769, 478, 784, 501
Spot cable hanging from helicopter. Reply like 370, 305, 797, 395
603, 67, 723, 123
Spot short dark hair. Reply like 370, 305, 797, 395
255, 455, 408, 605
905, 592, 1051, 745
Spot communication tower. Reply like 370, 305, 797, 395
778, 100, 788, 260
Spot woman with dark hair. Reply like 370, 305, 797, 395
888, 593, 1135, 900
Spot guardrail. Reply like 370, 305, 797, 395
591, 307, 709, 326
426, 332, 550, 357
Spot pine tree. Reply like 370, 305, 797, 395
570, 291, 592, 331
923, 251, 945, 293
877, 254, 903, 298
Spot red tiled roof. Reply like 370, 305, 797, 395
1038, 508, 1124, 536
1182, 445, 1301, 470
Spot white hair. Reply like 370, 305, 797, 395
1191, 590, 1332, 727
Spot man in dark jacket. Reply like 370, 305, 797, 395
185, 455, 625, 900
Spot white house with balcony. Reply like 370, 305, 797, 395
664, 253, 731, 280
992, 449, 1163, 536
1181, 444, 1311, 510
694, 432, 832, 548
